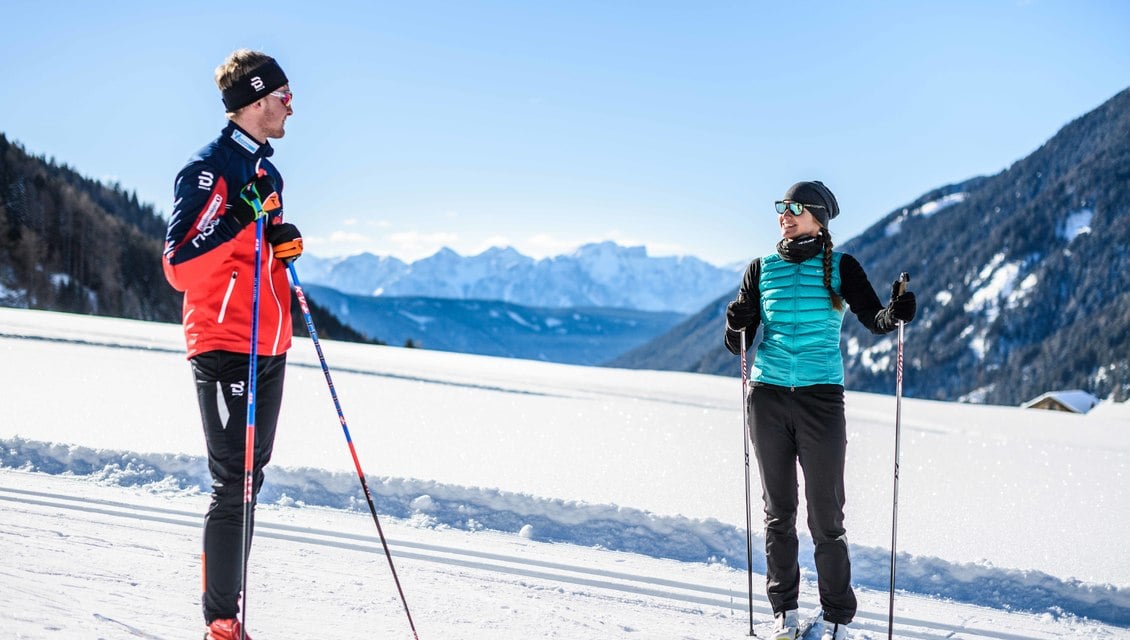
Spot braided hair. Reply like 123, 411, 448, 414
820, 228, 844, 311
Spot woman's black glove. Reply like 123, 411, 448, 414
725, 293, 758, 331
874, 277, 916, 332
888, 280, 916, 323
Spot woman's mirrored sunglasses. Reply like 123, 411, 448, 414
774, 200, 825, 216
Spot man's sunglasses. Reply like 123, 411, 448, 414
270, 90, 293, 107
775, 201, 825, 216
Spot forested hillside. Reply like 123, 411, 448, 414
612, 87, 1130, 405
0, 134, 179, 321
0, 133, 373, 344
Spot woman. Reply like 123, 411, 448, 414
723, 181, 915, 640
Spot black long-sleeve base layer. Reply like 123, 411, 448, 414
190, 350, 286, 624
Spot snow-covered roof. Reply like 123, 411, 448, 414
1021, 389, 1100, 414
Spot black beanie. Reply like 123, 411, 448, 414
783, 181, 839, 227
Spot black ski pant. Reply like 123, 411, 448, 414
191, 350, 286, 624
748, 383, 857, 625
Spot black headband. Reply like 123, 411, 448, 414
221, 59, 289, 112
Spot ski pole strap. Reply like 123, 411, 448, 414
240, 169, 282, 219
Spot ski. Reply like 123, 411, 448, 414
797, 608, 823, 639
93, 613, 166, 639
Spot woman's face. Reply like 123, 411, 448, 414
778, 202, 824, 239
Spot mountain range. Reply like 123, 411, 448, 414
300, 241, 739, 314
613, 87, 1130, 406
301, 283, 683, 365
3, 86, 1127, 405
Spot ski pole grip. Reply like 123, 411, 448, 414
895, 272, 910, 297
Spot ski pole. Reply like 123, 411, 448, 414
287, 261, 421, 640
237, 162, 282, 640
887, 271, 910, 640
239, 206, 266, 640
740, 327, 756, 637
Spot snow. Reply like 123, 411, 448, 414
305, 242, 734, 314
505, 310, 539, 330
398, 309, 434, 327
1, 306, 1129, 639
965, 255, 1023, 323
1060, 209, 1094, 242
884, 193, 967, 237
885, 216, 906, 237
858, 336, 895, 375
1022, 390, 1101, 414
969, 330, 991, 360
964, 251, 1040, 327
914, 193, 967, 217
1006, 273, 1039, 310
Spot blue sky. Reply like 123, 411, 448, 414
2, 1, 1128, 266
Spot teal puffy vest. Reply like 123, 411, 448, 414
751, 251, 846, 387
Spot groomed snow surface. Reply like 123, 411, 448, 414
1, 307, 1127, 639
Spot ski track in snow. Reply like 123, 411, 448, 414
2, 475, 1122, 640
3, 435, 1127, 629
93, 613, 167, 639
2, 308, 1129, 638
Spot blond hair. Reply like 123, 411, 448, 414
215, 49, 274, 115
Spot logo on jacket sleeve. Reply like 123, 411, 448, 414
190, 194, 226, 249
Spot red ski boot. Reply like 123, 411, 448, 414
204, 618, 252, 640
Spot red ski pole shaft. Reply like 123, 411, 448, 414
288, 262, 421, 640
239, 212, 265, 640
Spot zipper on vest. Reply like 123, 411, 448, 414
217, 270, 238, 324
789, 267, 800, 386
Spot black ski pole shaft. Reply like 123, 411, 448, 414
740, 328, 756, 636
239, 212, 266, 640
887, 271, 910, 640
287, 262, 421, 640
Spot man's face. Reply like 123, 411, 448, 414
259, 84, 293, 139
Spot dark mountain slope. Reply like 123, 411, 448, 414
611, 88, 1130, 405
0, 133, 375, 345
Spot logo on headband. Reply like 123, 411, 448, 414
220, 58, 288, 111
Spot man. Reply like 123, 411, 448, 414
163, 48, 303, 640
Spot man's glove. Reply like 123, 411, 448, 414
887, 280, 916, 323
267, 222, 303, 263
230, 173, 280, 226
726, 293, 758, 331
